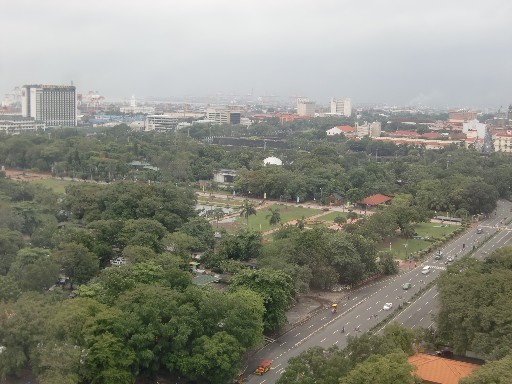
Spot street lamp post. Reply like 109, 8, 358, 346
320, 188, 323, 204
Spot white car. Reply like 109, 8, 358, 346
421, 266, 431, 275
383, 303, 393, 310
447, 256, 454, 262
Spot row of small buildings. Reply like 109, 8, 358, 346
326, 118, 512, 153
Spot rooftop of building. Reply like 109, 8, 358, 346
23, 84, 76, 89
408, 353, 480, 384
359, 193, 393, 206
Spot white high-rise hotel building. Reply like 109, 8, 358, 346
330, 98, 352, 117
21, 84, 77, 126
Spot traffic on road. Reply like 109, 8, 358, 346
244, 200, 512, 383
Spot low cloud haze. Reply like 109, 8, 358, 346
2, 0, 511, 107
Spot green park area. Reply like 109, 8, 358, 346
29, 178, 74, 194
237, 203, 321, 232
381, 222, 460, 259
318, 211, 349, 223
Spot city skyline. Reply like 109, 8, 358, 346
1, 0, 511, 108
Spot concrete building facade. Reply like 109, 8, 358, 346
206, 107, 241, 125
462, 119, 487, 139
493, 130, 512, 153
330, 98, 352, 117
144, 115, 180, 132
355, 121, 381, 138
0, 115, 46, 134
21, 84, 77, 126
448, 109, 478, 122
296, 98, 316, 117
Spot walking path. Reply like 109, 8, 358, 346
200, 191, 370, 231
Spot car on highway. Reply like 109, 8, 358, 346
435, 250, 443, 260
383, 302, 393, 310
402, 282, 412, 290
477, 228, 483, 234
447, 256, 454, 262
421, 266, 431, 275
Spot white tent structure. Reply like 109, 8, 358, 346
263, 156, 283, 166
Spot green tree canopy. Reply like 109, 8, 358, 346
230, 268, 295, 332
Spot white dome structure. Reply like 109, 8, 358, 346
263, 156, 283, 166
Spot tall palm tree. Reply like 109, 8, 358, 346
266, 208, 281, 226
240, 200, 257, 226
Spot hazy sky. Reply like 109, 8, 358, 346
2, 0, 511, 107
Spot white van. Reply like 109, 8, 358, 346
421, 266, 431, 275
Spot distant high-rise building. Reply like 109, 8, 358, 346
21, 84, 77, 126
296, 98, 315, 117
330, 98, 352, 117
508, 105, 512, 126
206, 106, 241, 125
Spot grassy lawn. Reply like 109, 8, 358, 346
379, 222, 459, 259
319, 211, 349, 222
386, 238, 431, 259
414, 222, 458, 239
237, 204, 321, 232
28, 178, 74, 194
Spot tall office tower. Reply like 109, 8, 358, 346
330, 98, 352, 117
296, 98, 316, 117
21, 84, 77, 126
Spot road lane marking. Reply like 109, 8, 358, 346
295, 333, 301, 337
280, 342, 286, 346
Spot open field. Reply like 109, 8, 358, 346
414, 222, 458, 239
236, 204, 322, 232
4, 170, 81, 194
29, 178, 75, 194
380, 222, 459, 259
318, 211, 349, 222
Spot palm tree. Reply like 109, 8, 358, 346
240, 200, 257, 226
266, 208, 281, 226
296, 216, 305, 231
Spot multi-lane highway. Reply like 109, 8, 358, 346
245, 200, 512, 383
